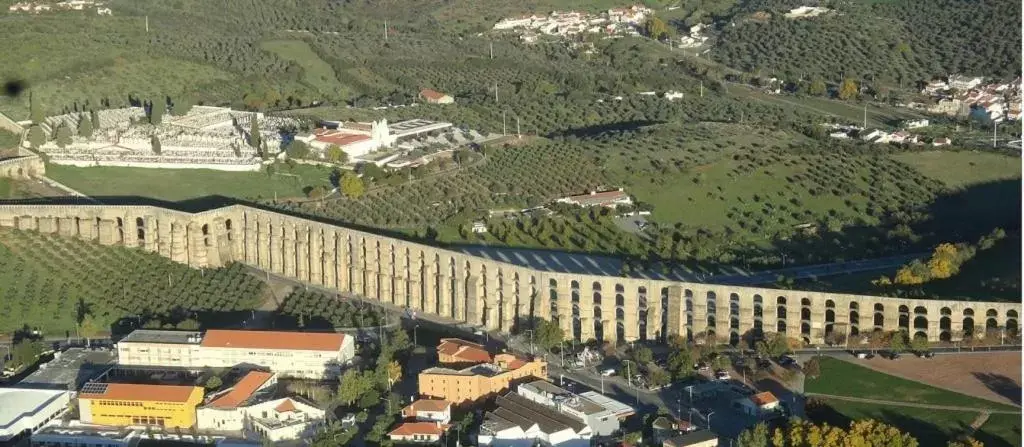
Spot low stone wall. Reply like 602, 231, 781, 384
50, 159, 263, 172
0, 152, 45, 179
0, 111, 25, 134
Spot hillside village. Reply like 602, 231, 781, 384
492, 5, 652, 43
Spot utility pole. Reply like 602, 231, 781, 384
863, 103, 867, 129
502, 111, 506, 136
516, 116, 521, 138
494, 82, 498, 103
145, 15, 149, 33
700, 81, 703, 98
490, 41, 494, 59
384, 20, 388, 42
993, 121, 998, 148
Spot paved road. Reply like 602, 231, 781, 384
805, 393, 1021, 414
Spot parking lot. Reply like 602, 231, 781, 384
19, 347, 116, 389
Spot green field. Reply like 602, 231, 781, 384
0, 227, 266, 336
45, 163, 333, 202
891, 151, 1023, 189
806, 357, 1019, 411
260, 39, 346, 96
974, 413, 1024, 447
812, 399, 984, 446
726, 84, 927, 129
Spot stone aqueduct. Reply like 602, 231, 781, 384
0, 204, 1019, 345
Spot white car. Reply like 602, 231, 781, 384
715, 370, 731, 381
600, 368, 616, 377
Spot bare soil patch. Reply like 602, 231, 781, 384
854, 352, 1022, 407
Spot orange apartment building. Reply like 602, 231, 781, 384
419, 352, 547, 405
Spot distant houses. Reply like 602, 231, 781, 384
419, 89, 454, 105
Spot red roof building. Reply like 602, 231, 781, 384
206, 371, 276, 409
201, 329, 346, 352
437, 338, 493, 365
556, 188, 633, 208
388, 422, 449, 443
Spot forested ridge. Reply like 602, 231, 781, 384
714, 0, 1022, 85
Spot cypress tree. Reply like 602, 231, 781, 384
151, 134, 161, 154
249, 113, 261, 149
78, 113, 94, 138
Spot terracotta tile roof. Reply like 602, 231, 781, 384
388, 422, 448, 437
80, 383, 201, 403
420, 89, 448, 101
313, 131, 372, 147
404, 399, 451, 414
201, 329, 345, 351
750, 392, 778, 406
275, 399, 298, 412
207, 371, 275, 409
437, 338, 492, 363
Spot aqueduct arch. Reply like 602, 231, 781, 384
0, 204, 1019, 345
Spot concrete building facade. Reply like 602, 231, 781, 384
0, 204, 1019, 346
77, 383, 204, 429
115, 329, 355, 379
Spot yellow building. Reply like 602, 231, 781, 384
419, 353, 547, 405
78, 382, 204, 429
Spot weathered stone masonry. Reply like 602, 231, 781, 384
0, 204, 1019, 344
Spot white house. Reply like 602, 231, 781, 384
516, 380, 619, 436
471, 221, 488, 234
949, 75, 984, 91
0, 388, 70, 442
664, 91, 684, 101
556, 189, 632, 208
932, 137, 952, 146
388, 422, 449, 443
401, 399, 452, 424
734, 392, 780, 417
197, 371, 324, 443
903, 119, 929, 129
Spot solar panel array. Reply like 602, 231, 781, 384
80, 382, 109, 395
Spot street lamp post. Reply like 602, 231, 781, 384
525, 329, 535, 356
707, 410, 715, 430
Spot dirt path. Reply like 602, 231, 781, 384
848, 352, 1022, 407
806, 394, 1020, 414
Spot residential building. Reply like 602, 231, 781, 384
555, 188, 632, 208
436, 338, 493, 366
418, 354, 547, 405
735, 391, 780, 417
651, 416, 695, 444
903, 119, 929, 129
516, 380, 619, 436
198, 370, 324, 441
77, 382, 204, 428
478, 392, 591, 447
932, 137, 952, 146
402, 399, 452, 424
419, 89, 454, 104
0, 388, 70, 442
949, 75, 984, 91
115, 329, 356, 379
663, 429, 718, 447
471, 221, 488, 234
388, 421, 449, 443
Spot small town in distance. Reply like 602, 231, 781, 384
0, 0, 1021, 447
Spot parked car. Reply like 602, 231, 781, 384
889, 352, 902, 360
756, 358, 772, 369
715, 369, 731, 381
856, 352, 869, 359
778, 355, 797, 367
924, 351, 935, 358
600, 368, 616, 377
695, 362, 710, 372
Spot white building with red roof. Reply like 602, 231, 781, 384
197, 370, 325, 441
734, 391, 780, 417
556, 188, 633, 208
402, 399, 452, 424
388, 421, 449, 443
116, 329, 355, 379
296, 119, 395, 159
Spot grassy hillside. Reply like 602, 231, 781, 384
0, 227, 266, 336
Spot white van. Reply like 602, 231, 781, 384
600, 368, 616, 377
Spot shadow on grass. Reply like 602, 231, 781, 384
971, 372, 1023, 406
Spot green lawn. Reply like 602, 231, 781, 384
811, 399, 982, 446
974, 413, 1024, 447
726, 84, 926, 129
46, 163, 334, 202
261, 39, 345, 95
891, 151, 1022, 190
806, 357, 1020, 411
